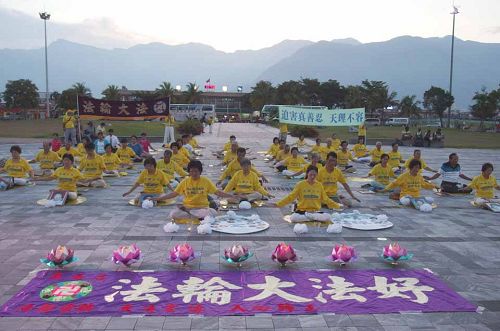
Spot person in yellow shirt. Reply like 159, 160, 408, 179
388, 142, 404, 173
330, 133, 341, 150
317, 151, 360, 207
324, 138, 338, 157
101, 144, 122, 177
352, 137, 370, 162
358, 123, 366, 141
267, 137, 280, 158
32, 141, 61, 176
381, 159, 438, 199
116, 138, 137, 168
153, 160, 236, 220
222, 142, 239, 165
35, 153, 85, 201
157, 149, 188, 188
123, 157, 173, 205
215, 135, 237, 158
175, 137, 193, 160
292, 134, 311, 153
368, 141, 385, 167
467, 163, 499, 200
274, 144, 291, 166
310, 138, 327, 161
336, 141, 355, 172
267, 139, 286, 162
404, 149, 437, 174
163, 114, 176, 145
363, 154, 396, 191
276, 147, 308, 176
271, 165, 342, 212
279, 123, 288, 143
188, 133, 203, 149
76, 137, 91, 156
77, 143, 107, 188
57, 141, 82, 158
218, 148, 267, 187
224, 158, 274, 203
63, 109, 77, 145
288, 153, 323, 179
0, 145, 34, 186
170, 142, 190, 168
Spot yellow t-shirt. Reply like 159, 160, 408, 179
35, 151, 61, 169
157, 159, 187, 181
404, 158, 428, 173
282, 156, 308, 172
171, 152, 190, 168
3, 158, 32, 178
295, 139, 309, 148
331, 139, 341, 150
352, 144, 368, 158
311, 145, 327, 160
317, 167, 347, 197
223, 151, 238, 164
224, 170, 269, 195
385, 172, 435, 198
53, 167, 83, 192
63, 114, 75, 129
175, 176, 218, 208
220, 159, 260, 180
267, 144, 280, 157
336, 150, 353, 167
164, 115, 175, 125
116, 147, 136, 164
223, 141, 233, 152
57, 147, 81, 157
275, 150, 291, 162
369, 164, 395, 185
324, 145, 338, 158
276, 180, 339, 211
358, 124, 366, 136
468, 174, 498, 199
279, 123, 288, 133
388, 151, 403, 168
76, 143, 86, 156
136, 169, 169, 194
188, 138, 199, 148
300, 163, 324, 174
79, 155, 106, 179
102, 153, 121, 171
370, 148, 385, 163
179, 146, 191, 159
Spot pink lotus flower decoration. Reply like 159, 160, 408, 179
112, 244, 141, 266
272, 243, 297, 266
40, 245, 78, 267
381, 243, 413, 264
223, 244, 253, 265
331, 244, 356, 264
169, 243, 195, 265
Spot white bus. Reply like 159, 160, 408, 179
169, 104, 215, 121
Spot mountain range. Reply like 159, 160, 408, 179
1, 36, 499, 109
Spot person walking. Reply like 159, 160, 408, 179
163, 114, 176, 145
63, 110, 77, 145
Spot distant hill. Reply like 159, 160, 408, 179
1, 36, 499, 108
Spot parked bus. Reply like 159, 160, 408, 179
169, 104, 215, 121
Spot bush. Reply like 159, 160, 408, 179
177, 119, 203, 135
289, 125, 319, 138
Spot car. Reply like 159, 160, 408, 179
425, 121, 441, 128
365, 118, 381, 126
385, 118, 409, 126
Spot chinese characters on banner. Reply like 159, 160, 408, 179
0, 269, 475, 317
77, 96, 170, 121
278, 106, 365, 127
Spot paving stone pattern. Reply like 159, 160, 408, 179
0, 123, 500, 330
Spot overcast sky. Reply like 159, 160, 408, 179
1, 0, 500, 51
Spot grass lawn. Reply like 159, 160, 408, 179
294, 125, 500, 149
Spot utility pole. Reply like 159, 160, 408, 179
447, 6, 459, 128
39, 12, 51, 118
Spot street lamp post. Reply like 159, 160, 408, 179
39, 12, 50, 119
447, 6, 459, 128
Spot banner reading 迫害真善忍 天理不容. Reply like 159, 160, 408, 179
278, 106, 365, 126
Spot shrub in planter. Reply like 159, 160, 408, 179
289, 125, 319, 138
177, 119, 203, 135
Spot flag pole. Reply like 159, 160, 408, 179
76, 93, 82, 143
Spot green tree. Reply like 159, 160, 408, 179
300, 78, 321, 105
58, 88, 78, 110
3, 79, 39, 109
360, 80, 397, 121
72, 82, 91, 97
276, 80, 305, 105
319, 79, 345, 108
183, 82, 202, 103
101, 85, 120, 100
344, 85, 365, 109
423, 86, 454, 127
249, 80, 276, 111
399, 95, 421, 118
156, 82, 175, 98
470, 87, 499, 129
133, 90, 159, 101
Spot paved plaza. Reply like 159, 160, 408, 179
0, 122, 500, 330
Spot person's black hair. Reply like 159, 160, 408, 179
482, 162, 494, 172
327, 151, 337, 160
163, 149, 172, 157
240, 158, 251, 166
10, 145, 21, 154
97, 131, 104, 135
181, 134, 189, 139
341, 140, 348, 146
170, 142, 179, 149
392, 142, 398, 147
291, 147, 299, 153
100, 122, 105, 126
413, 149, 421, 154
187, 160, 203, 173
108, 129, 114, 133
316, 138, 321, 143
120, 138, 128, 144
53, 133, 59, 137
381, 153, 389, 160
104, 144, 112, 150
409, 159, 422, 170
230, 135, 236, 139
237, 147, 246, 154
130, 135, 137, 139
85, 142, 95, 151
306, 165, 318, 176
82, 136, 90, 143
62, 153, 74, 163
143, 157, 156, 167
279, 139, 286, 144
273, 137, 279, 143
449, 153, 457, 159
141, 132, 147, 136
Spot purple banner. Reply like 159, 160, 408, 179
78, 96, 170, 121
0, 269, 475, 317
